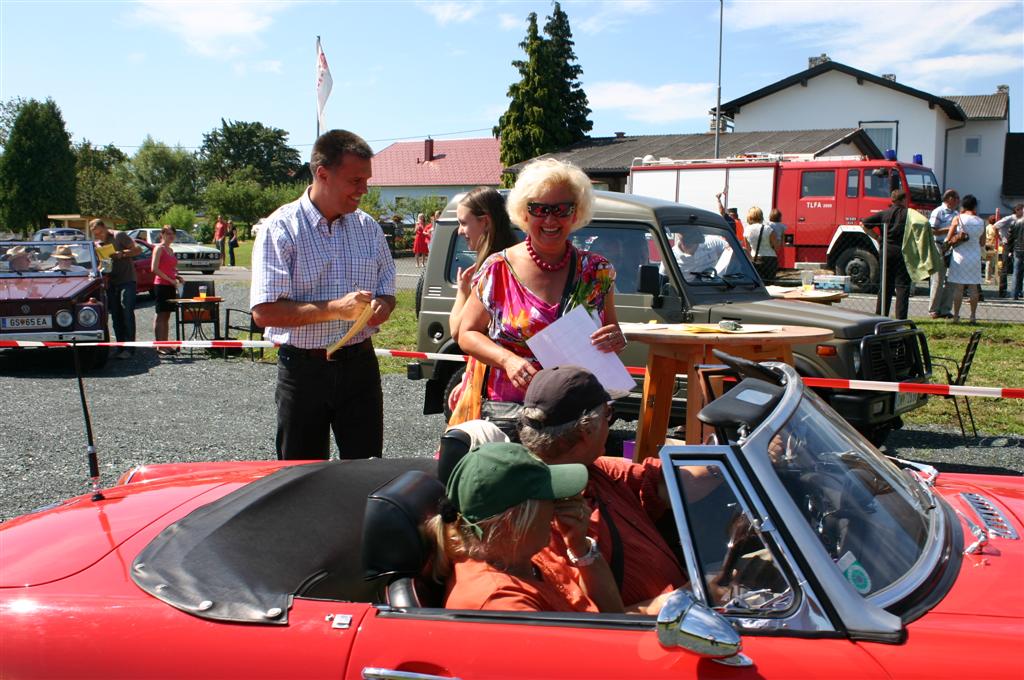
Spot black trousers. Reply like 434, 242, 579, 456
998, 251, 1014, 296
875, 251, 911, 320
275, 340, 384, 460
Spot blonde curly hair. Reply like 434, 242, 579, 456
506, 158, 594, 232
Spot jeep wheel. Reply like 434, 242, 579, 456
442, 365, 466, 420
415, 271, 425, 318
835, 247, 878, 293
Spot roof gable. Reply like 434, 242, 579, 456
507, 129, 882, 175
945, 93, 1009, 120
368, 137, 501, 187
718, 61, 966, 122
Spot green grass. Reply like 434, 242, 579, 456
903, 318, 1024, 435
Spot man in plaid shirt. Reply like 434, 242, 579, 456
251, 130, 397, 460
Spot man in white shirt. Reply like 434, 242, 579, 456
671, 230, 734, 278
927, 189, 958, 318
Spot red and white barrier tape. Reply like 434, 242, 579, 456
3, 339, 1020, 399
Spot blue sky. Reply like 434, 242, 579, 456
1, 0, 1021, 156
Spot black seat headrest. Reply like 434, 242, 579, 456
362, 470, 446, 582
437, 429, 472, 487
697, 377, 784, 432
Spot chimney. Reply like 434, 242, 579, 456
997, 84, 1009, 94
808, 53, 830, 69
614, 131, 626, 138
881, 73, 896, 82
424, 138, 434, 162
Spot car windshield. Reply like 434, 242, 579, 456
766, 387, 930, 596
904, 168, 942, 204
659, 223, 759, 288
0, 241, 96, 277
173, 230, 198, 244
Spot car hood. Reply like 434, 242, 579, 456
698, 299, 883, 339
928, 473, 1024, 618
0, 275, 99, 302
0, 462, 292, 587
172, 244, 219, 254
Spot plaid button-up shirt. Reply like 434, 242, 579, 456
250, 188, 396, 349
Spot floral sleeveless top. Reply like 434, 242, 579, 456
473, 247, 615, 402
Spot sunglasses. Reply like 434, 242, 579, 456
527, 202, 576, 218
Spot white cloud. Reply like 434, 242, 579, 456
417, 1, 483, 26
722, 1, 1021, 89
577, 0, 657, 35
588, 81, 716, 124
498, 13, 520, 30
130, 0, 292, 58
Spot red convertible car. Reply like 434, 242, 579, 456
2, 361, 1021, 678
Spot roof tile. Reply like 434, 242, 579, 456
369, 138, 502, 187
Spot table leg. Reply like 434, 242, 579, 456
174, 306, 182, 341
685, 359, 705, 445
634, 352, 684, 462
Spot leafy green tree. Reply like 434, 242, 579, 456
0, 98, 76, 233
160, 204, 196, 233
75, 141, 129, 173
358, 186, 388, 220
0, 96, 28, 148
76, 165, 147, 227
203, 173, 302, 225
542, 2, 592, 148
130, 136, 199, 218
198, 119, 301, 186
494, 13, 554, 182
493, 6, 592, 184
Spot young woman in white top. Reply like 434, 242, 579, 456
944, 194, 986, 325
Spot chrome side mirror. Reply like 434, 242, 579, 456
656, 589, 751, 666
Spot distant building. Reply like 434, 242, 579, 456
368, 137, 502, 216
716, 60, 1012, 212
47, 214, 126, 229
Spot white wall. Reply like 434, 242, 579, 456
731, 70, 950, 184
374, 185, 486, 216
946, 119, 1009, 213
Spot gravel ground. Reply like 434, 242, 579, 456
2, 280, 1021, 521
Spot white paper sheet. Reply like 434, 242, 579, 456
526, 306, 635, 395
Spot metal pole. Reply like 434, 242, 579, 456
714, 0, 723, 158
316, 35, 321, 139
880, 221, 889, 316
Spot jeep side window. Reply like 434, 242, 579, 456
575, 225, 651, 294
446, 234, 486, 284
661, 224, 756, 285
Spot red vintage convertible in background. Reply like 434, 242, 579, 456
2, 361, 1022, 678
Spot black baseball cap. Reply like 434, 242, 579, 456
523, 365, 612, 427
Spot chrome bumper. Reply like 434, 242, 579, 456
1, 330, 106, 342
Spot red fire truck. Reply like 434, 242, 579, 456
628, 155, 942, 291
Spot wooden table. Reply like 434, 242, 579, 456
171, 297, 222, 343
622, 324, 834, 459
766, 285, 848, 305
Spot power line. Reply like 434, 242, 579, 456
90, 126, 496, 152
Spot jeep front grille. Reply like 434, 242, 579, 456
859, 320, 931, 382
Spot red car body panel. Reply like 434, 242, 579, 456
132, 238, 154, 294
2, 463, 1022, 679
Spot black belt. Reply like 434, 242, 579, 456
280, 339, 371, 362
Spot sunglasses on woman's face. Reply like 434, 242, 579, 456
527, 202, 576, 218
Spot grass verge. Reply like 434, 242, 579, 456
903, 318, 1024, 435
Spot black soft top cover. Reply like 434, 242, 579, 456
131, 458, 436, 625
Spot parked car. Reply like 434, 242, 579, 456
127, 228, 221, 275
1, 360, 1020, 678
409, 191, 932, 445
131, 238, 154, 296
31, 227, 87, 241
0, 240, 109, 368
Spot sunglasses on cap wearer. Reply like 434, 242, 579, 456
527, 202, 576, 218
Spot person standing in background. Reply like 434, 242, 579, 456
90, 219, 141, 359
742, 206, 779, 281
767, 209, 786, 255
984, 216, 999, 283
993, 204, 1024, 297
1005, 208, 1024, 300
413, 213, 429, 267
944, 194, 985, 323
213, 215, 227, 266
861, 190, 910, 319
226, 220, 237, 267
715, 192, 745, 243
927, 189, 958, 319
150, 225, 185, 356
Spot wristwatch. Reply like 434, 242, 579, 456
566, 536, 600, 567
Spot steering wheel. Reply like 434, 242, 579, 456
711, 349, 784, 385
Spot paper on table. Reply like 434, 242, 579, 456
526, 305, 635, 395
325, 304, 374, 358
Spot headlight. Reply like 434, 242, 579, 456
55, 310, 74, 328
77, 306, 99, 327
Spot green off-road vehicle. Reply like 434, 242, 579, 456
407, 191, 931, 445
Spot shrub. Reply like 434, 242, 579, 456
193, 222, 214, 243
161, 204, 196, 233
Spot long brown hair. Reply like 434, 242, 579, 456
460, 187, 518, 267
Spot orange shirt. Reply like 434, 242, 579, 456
445, 558, 598, 613
538, 457, 686, 606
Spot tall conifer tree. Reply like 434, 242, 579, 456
543, 2, 592, 148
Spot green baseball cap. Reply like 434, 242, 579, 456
446, 442, 588, 527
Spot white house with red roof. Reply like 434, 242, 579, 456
368, 137, 502, 213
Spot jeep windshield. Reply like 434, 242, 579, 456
0, 241, 98, 278
659, 224, 759, 289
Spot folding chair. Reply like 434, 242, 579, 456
931, 330, 982, 442
223, 308, 265, 361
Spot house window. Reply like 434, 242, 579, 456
965, 137, 981, 155
800, 171, 836, 197
861, 121, 898, 156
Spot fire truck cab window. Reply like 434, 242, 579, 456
800, 171, 835, 198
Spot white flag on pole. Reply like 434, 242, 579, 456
316, 38, 333, 132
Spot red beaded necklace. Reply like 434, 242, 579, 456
525, 236, 573, 272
